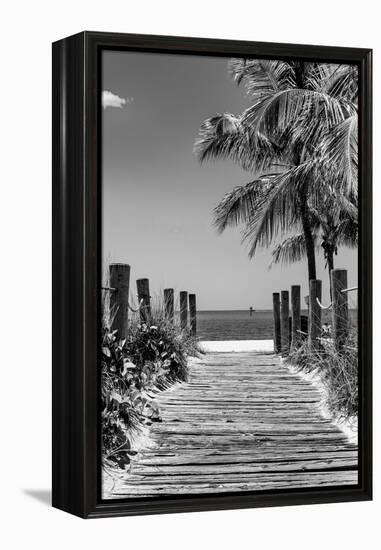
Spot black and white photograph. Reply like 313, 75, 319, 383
101, 50, 360, 499
2, 0, 378, 541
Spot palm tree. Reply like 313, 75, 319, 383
270, 108, 358, 296
194, 60, 358, 284
270, 192, 358, 299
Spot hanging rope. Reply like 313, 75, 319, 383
314, 286, 357, 309
340, 286, 357, 293
316, 297, 332, 310
102, 287, 144, 313
128, 298, 144, 313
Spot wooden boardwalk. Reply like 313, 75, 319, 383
110, 352, 358, 497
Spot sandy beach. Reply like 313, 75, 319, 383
199, 340, 274, 353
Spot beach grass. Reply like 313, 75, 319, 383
287, 326, 358, 422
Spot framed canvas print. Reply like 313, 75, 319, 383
52, 31, 372, 518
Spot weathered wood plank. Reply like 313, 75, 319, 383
137, 450, 358, 465
105, 351, 358, 498
114, 471, 358, 496
131, 457, 357, 476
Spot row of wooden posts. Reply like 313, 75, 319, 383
273, 269, 350, 355
107, 263, 197, 340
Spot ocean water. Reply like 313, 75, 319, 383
195, 310, 358, 341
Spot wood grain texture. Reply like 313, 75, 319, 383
108, 352, 357, 498
272, 293, 281, 353
308, 279, 322, 349
331, 269, 349, 350
180, 291, 188, 331
109, 264, 130, 339
136, 278, 151, 322
164, 288, 174, 322
291, 285, 301, 350
280, 291, 290, 355
189, 294, 197, 335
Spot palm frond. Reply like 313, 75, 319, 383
337, 217, 358, 247
321, 65, 358, 104
194, 113, 277, 172
228, 59, 295, 97
304, 63, 338, 90
194, 58, 358, 272
270, 233, 310, 267
213, 178, 273, 233
319, 115, 358, 196
242, 165, 311, 256
242, 88, 351, 147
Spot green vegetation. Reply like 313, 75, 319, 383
101, 304, 200, 474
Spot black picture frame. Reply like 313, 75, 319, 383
52, 31, 372, 519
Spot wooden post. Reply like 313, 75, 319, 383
331, 269, 349, 350
280, 290, 290, 355
164, 288, 174, 322
179, 291, 188, 331
136, 278, 151, 323
308, 279, 322, 350
189, 294, 197, 336
109, 263, 130, 340
272, 293, 281, 353
291, 285, 301, 350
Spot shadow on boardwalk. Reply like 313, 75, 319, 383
107, 351, 358, 498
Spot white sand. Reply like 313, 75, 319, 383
199, 340, 274, 353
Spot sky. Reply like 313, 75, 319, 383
102, 50, 357, 310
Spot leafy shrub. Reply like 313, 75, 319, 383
101, 305, 200, 472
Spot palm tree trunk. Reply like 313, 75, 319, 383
301, 214, 317, 281
326, 247, 335, 300
293, 129, 316, 283
300, 192, 316, 282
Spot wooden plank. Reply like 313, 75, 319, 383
113, 471, 358, 496
131, 457, 357, 476
104, 351, 358, 499
137, 450, 358, 465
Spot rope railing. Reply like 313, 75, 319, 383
341, 286, 357, 293
273, 269, 352, 355
102, 286, 145, 312
315, 286, 357, 310
105, 264, 197, 339
128, 298, 144, 313
316, 297, 332, 310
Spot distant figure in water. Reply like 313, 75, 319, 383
249, 307, 255, 317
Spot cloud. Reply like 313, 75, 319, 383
102, 90, 133, 110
